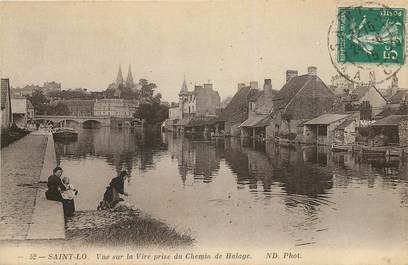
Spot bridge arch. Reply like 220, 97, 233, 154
83, 119, 102, 129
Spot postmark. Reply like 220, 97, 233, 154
328, 2, 406, 85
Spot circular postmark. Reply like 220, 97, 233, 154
327, 1, 406, 86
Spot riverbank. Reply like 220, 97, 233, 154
66, 209, 194, 248
0, 133, 48, 240
1, 131, 194, 247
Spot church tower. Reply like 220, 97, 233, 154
179, 77, 189, 118
126, 64, 135, 88
116, 64, 124, 85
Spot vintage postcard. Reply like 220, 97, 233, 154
1, 0, 407, 264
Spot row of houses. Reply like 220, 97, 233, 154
50, 98, 138, 118
165, 67, 408, 147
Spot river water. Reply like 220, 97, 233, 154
55, 127, 408, 250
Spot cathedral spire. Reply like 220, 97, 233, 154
116, 64, 124, 85
126, 64, 135, 88
179, 76, 188, 96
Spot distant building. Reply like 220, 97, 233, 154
174, 78, 221, 134
219, 84, 261, 136
178, 79, 221, 117
108, 64, 139, 98
11, 97, 34, 128
43, 81, 62, 94
303, 114, 351, 145
343, 85, 387, 117
94, 98, 137, 118
12, 81, 62, 97
169, 106, 181, 120
330, 74, 354, 95
387, 89, 408, 109
60, 99, 95, 116
1, 78, 13, 130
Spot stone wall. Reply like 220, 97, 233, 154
399, 120, 408, 146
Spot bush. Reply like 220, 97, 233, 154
1, 125, 30, 148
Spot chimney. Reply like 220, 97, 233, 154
286, 70, 298, 82
307, 66, 317, 76
263, 79, 272, 90
204, 83, 213, 90
237, 83, 246, 92
250, 81, 258, 90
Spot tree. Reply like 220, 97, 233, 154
28, 89, 49, 114
47, 102, 70, 115
139, 79, 156, 99
134, 101, 169, 125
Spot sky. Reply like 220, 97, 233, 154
1, 0, 407, 103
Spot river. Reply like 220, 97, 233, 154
54, 127, 408, 250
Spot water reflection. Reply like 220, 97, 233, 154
55, 127, 165, 175
55, 128, 408, 248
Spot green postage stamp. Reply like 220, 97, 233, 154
337, 6, 405, 64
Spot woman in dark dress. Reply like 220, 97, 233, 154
45, 166, 76, 217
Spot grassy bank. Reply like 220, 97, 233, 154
1, 126, 30, 148
66, 209, 194, 248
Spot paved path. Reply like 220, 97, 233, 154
0, 134, 47, 240
0, 132, 65, 240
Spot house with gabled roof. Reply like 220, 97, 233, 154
343, 84, 387, 117
219, 83, 260, 136
303, 114, 351, 145
240, 79, 277, 140
269, 67, 342, 141
387, 89, 408, 109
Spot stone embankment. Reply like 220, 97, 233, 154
0, 132, 64, 240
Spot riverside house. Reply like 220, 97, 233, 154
239, 79, 276, 140
219, 82, 260, 137
343, 85, 387, 117
369, 115, 408, 146
270, 67, 342, 141
303, 114, 351, 145
1, 78, 13, 130
10, 97, 35, 128
172, 79, 221, 134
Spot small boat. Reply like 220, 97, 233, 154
386, 149, 400, 157
361, 148, 386, 157
53, 127, 78, 139
331, 144, 349, 152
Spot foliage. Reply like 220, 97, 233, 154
27, 90, 70, 115
27, 89, 49, 114
139, 79, 157, 99
134, 101, 169, 125
1, 125, 30, 148
46, 102, 71, 115
48, 89, 93, 100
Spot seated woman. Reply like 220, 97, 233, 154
45, 166, 76, 217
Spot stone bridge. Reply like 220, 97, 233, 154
34, 115, 111, 127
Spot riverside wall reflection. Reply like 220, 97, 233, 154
55, 129, 408, 248
55, 129, 408, 201
54, 127, 167, 175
